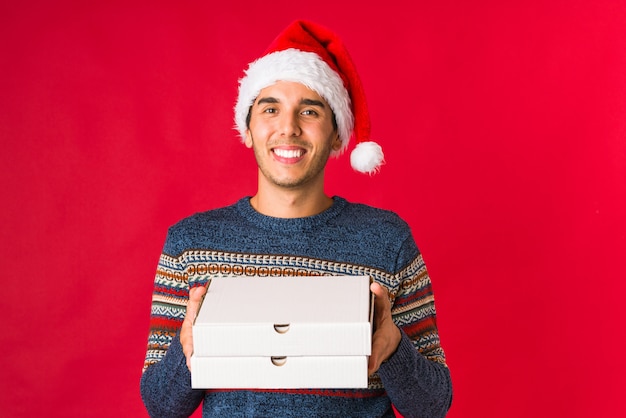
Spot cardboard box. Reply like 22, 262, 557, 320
191, 275, 373, 389
191, 355, 368, 389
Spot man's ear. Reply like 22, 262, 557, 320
331, 133, 342, 152
244, 130, 253, 148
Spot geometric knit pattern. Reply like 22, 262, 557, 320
144, 250, 446, 392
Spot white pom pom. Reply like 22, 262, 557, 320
350, 141, 384, 174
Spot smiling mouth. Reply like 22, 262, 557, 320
273, 148, 304, 158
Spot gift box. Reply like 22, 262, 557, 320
190, 275, 373, 389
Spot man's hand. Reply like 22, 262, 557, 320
368, 282, 402, 375
181, 284, 208, 371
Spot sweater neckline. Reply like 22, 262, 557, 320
235, 196, 347, 233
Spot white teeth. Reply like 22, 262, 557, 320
274, 149, 303, 158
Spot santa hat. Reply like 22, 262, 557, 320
234, 20, 384, 174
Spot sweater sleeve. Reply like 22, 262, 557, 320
378, 235, 453, 417
140, 334, 205, 417
378, 331, 452, 418
139, 236, 205, 417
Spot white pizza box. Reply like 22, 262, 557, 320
190, 355, 368, 389
192, 275, 373, 357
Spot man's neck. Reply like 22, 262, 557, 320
250, 187, 333, 219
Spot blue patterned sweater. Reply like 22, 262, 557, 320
140, 196, 452, 417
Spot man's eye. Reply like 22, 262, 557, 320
302, 109, 318, 116
263, 108, 277, 114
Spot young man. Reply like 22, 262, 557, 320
140, 20, 452, 418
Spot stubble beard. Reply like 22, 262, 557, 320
250, 134, 332, 190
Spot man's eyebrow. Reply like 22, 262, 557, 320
255, 97, 326, 108
256, 97, 279, 105
300, 98, 326, 108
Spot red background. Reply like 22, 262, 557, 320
2, 1, 625, 417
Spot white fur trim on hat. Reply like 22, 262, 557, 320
234, 48, 354, 156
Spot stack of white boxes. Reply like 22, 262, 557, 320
191, 275, 373, 389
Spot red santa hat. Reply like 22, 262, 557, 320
234, 20, 384, 174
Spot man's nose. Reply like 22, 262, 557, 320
279, 112, 302, 137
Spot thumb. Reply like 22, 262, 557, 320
370, 282, 391, 314
370, 281, 387, 299
189, 283, 208, 302
186, 283, 208, 320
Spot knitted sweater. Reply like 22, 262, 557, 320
140, 197, 452, 418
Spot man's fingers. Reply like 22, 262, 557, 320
368, 338, 384, 374
370, 282, 390, 306
186, 284, 209, 320
190, 283, 208, 297
368, 281, 401, 374
189, 283, 208, 303
182, 283, 209, 371
370, 282, 392, 326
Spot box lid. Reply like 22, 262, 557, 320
192, 275, 372, 356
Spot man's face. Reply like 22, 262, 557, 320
245, 81, 341, 190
